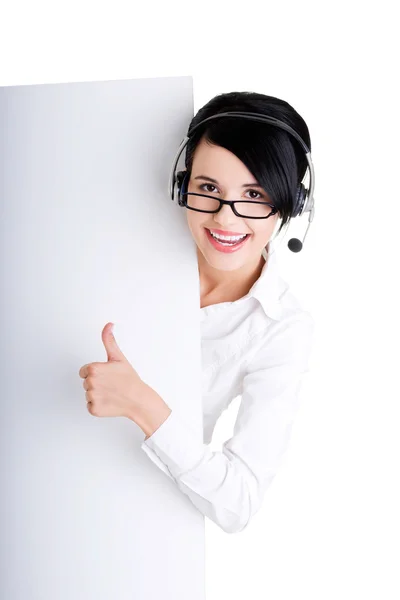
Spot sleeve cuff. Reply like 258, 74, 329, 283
140, 409, 207, 480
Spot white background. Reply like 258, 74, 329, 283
1, 2, 399, 599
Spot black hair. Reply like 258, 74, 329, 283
184, 91, 311, 235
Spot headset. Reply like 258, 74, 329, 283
168, 111, 315, 252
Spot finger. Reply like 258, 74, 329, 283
79, 363, 101, 379
79, 364, 89, 379
102, 322, 125, 362
86, 394, 93, 413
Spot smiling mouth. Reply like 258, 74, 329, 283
205, 228, 251, 250
208, 228, 250, 237
206, 228, 250, 241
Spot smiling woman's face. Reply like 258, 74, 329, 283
185, 137, 280, 273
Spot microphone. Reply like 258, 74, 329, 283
287, 203, 315, 253
287, 237, 303, 252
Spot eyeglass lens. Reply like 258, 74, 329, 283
184, 193, 274, 218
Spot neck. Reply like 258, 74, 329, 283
198, 246, 268, 303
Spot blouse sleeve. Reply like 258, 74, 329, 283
140, 311, 315, 534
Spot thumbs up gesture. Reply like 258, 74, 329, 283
79, 322, 152, 420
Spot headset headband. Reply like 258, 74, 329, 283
169, 111, 314, 203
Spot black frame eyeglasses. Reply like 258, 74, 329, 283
180, 192, 278, 219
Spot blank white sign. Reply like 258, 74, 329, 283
0, 76, 205, 599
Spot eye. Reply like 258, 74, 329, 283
199, 183, 218, 193
246, 189, 264, 200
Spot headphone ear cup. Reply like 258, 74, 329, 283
292, 183, 307, 218
176, 170, 189, 206
174, 170, 184, 204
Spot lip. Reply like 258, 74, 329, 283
205, 228, 251, 254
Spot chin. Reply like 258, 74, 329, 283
209, 258, 245, 271
199, 244, 251, 269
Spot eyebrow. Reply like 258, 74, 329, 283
193, 175, 263, 188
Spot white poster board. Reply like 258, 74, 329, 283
0, 76, 205, 600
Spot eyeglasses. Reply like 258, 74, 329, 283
181, 192, 278, 219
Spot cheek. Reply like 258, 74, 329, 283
248, 216, 279, 244
251, 219, 276, 237
186, 211, 206, 234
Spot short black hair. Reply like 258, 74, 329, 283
184, 91, 311, 234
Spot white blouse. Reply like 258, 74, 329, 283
141, 242, 315, 533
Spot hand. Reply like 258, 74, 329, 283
79, 322, 151, 420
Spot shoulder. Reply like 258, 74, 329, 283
276, 266, 313, 320
278, 287, 315, 342
260, 265, 314, 340
249, 275, 315, 372
260, 307, 314, 357
241, 308, 314, 387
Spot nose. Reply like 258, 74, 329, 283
213, 201, 241, 227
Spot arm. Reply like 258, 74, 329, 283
141, 312, 315, 534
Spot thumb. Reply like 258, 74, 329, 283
102, 322, 126, 362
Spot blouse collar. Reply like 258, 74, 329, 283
200, 240, 286, 322
248, 241, 286, 321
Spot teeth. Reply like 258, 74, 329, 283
210, 231, 247, 242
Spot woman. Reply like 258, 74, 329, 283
79, 91, 315, 534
